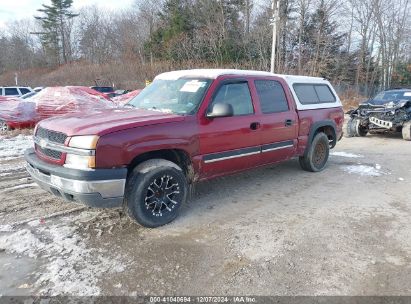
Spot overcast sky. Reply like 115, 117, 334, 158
0, 0, 135, 28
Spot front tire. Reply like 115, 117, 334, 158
355, 118, 368, 137
0, 120, 10, 133
344, 118, 357, 137
124, 159, 188, 228
345, 117, 368, 137
402, 121, 411, 141
299, 132, 330, 172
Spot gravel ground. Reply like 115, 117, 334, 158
0, 131, 410, 296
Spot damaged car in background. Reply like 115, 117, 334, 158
346, 88, 411, 140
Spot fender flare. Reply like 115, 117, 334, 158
304, 120, 337, 156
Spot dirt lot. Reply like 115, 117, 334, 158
0, 131, 410, 296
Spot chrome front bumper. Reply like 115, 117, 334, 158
25, 149, 127, 208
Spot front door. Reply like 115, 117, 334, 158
198, 79, 261, 178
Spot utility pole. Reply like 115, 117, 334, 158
270, 0, 280, 73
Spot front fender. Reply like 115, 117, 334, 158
95, 119, 199, 168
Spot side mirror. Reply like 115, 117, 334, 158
207, 103, 234, 118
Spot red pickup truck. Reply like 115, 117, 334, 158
25, 69, 344, 227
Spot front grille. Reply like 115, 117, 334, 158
36, 144, 62, 160
35, 127, 67, 160
36, 127, 67, 144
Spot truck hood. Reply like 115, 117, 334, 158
363, 98, 410, 106
359, 99, 411, 109
39, 108, 185, 136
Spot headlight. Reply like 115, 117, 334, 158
385, 101, 395, 108
68, 135, 99, 149
64, 154, 96, 170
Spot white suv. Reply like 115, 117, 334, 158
0, 86, 34, 97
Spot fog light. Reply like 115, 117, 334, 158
50, 175, 63, 188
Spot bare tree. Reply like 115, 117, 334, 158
134, 0, 163, 65
296, 0, 311, 74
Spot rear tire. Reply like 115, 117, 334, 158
402, 121, 411, 141
299, 132, 330, 172
124, 159, 188, 228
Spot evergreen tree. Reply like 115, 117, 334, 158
34, 0, 78, 64
146, 0, 247, 63
298, 1, 346, 79
217, 0, 247, 62
392, 62, 411, 87
146, 0, 193, 61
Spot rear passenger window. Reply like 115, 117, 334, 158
315, 85, 335, 103
293, 84, 336, 104
4, 88, 19, 96
255, 80, 289, 113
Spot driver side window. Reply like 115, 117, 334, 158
211, 82, 254, 116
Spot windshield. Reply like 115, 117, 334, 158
127, 78, 212, 115
371, 90, 411, 104
21, 91, 37, 99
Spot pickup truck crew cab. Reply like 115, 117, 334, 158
25, 69, 344, 227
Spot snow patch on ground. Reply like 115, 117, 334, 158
0, 224, 14, 232
0, 213, 127, 296
0, 229, 43, 258
341, 164, 383, 176
331, 151, 363, 158
0, 135, 33, 160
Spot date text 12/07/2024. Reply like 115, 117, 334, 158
149, 296, 257, 303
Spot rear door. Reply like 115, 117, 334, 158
198, 78, 262, 178
252, 78, 298, 165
